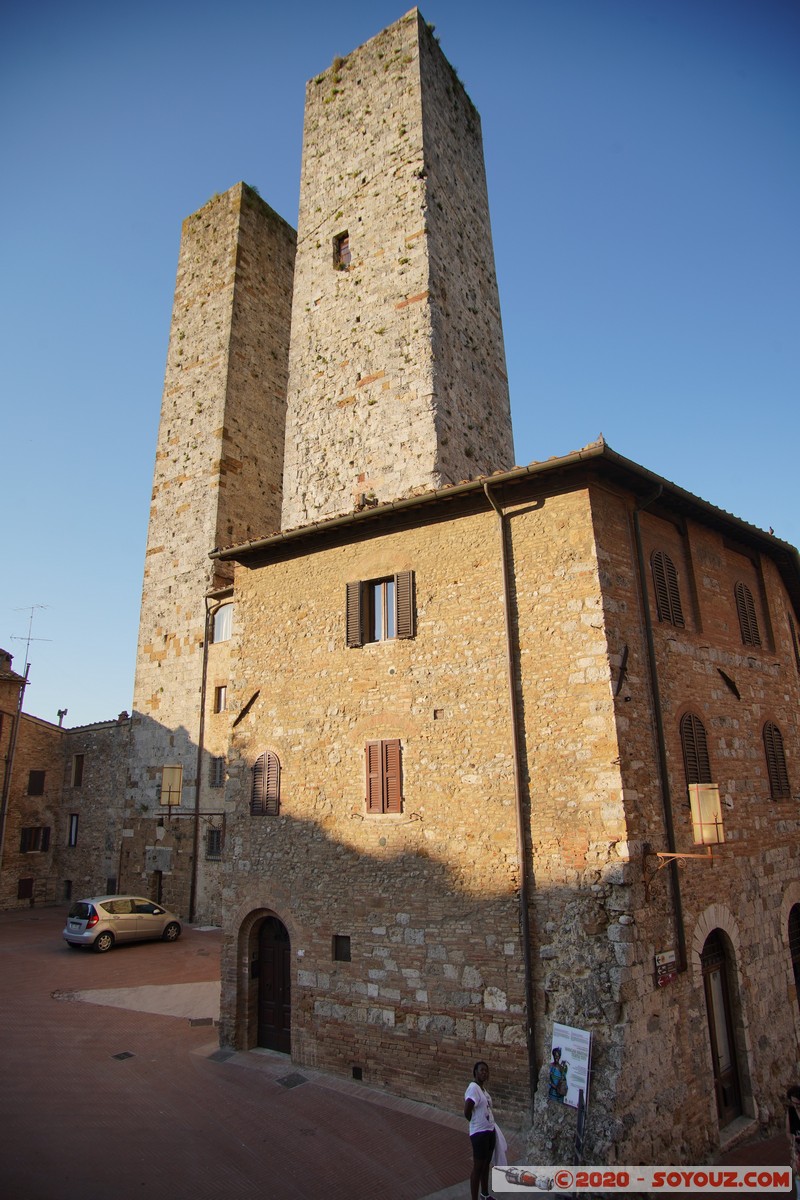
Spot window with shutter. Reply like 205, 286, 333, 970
27, 770, 45, 796
346, 572, 415, 646
20, 826, 51, 853
206, 828, 223, 859
680, 712, 712, 785
251, 751, 281, 815
763, 721, 790, 799
365, 739, 403, 813
651, 550, 685, 627
160, 765, 183, 806
734, 581, 761, 647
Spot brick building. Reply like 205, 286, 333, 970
2, 5, 798, 1169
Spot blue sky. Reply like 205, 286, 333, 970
2, 0, 798, 727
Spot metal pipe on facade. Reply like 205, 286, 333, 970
483, 482, 538, 1113
189, 596, 216, 924
632, 488, 688, 970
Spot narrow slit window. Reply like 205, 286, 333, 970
214, 685, 227, 713
334, 231, 351, 269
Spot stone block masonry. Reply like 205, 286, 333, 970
281, 9, 514, 529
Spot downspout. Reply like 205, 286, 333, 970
189, 598, 214, 923
484, 482, 538, 1113
0, 664, 30, 882
632, 487, 688, 970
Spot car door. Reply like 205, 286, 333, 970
104, 898, 139, 941
133, 899, 167, 940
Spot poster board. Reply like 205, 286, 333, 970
548, 1022, 592, 1109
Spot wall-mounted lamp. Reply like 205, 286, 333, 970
644, 784, 725, 899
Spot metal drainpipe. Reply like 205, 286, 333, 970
632, 488, 688, 970
483, 482, 538, 1112
189, 597, 215, 924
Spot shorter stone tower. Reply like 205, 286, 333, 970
280, 8, 514, 529
126, 184, 295, 913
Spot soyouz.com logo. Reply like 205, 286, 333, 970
492, 1165, 792, 1192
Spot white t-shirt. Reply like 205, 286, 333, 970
465, 1081, 495, 1135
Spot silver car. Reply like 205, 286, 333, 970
63, 895, 182, 953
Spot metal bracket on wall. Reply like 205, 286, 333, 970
642, 842, 715, 902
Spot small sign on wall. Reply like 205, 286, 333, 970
655, 949, 678, 987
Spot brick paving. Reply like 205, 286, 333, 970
0, 906, 472, 1200
0, 906, 794, 1200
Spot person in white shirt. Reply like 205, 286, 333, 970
464, 1060, 496, 1200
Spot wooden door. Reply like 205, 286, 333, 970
702, 931, 742, 1126
257, 916, 291, 1053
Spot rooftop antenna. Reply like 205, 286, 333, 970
11, 604, 51, 676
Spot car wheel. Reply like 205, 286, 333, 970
162, 922, 181, 942
93, 931, 114, 953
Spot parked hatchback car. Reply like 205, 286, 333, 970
63, 896, 182, 953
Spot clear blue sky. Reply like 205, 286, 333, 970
2, 0, 798, 727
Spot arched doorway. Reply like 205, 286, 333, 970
789, 905, 800, 1010
257, 915, 291, 1053
701, 930, 743, 1126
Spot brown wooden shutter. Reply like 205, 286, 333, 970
346, 581, 364, 647
735, 581, 761, 647
366, 742, 384, 812
395, 571, 415, 639
383, 739, 402, 812
651, 551, 684, 627
251, 754, 265, 814
265, 752, 280, 814
680, 712, 712, 785
763, 722, 790, 798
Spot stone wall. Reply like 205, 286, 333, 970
280, 10, 513, 529
0, 710, 64, 909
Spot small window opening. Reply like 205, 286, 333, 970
333, 935, 351, 962
214, 686, 227, 713
334, 231, 351, 269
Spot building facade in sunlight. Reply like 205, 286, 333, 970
2, 6, 799, 1169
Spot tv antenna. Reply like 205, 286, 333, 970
11, 604, 51, 675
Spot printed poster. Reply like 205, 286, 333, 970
548, 1021, 592, 1109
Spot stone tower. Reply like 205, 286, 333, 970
280, 8, 514, 530
127, 183, 295, 908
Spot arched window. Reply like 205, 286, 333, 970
763, 722, 790, 799
651, 550, 685, 627
734, 582, 761, 647
212, 604, 233, 644
789, 905, 800, 1010
680, 712, 712, 785
251, 751, 280, 815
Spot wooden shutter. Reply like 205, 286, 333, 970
763, 722, 790, 799
734, 581, 761, 647
789, 617, 800, 674
651, 551, 684, 628
383, 739, 402, 813
681, 712, 712, 785
346, 581, 364, 647
366, 742, 384, 812
42, 826, 50, 852
395, 571, 415, 639
252, 752, 280, 814
365, 740, 402, 813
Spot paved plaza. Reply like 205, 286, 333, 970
0, 905, 793, 1199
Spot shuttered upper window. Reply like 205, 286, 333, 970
680, 712, 712, 785
251, 751, 280, 816
763, 721, 790, 799
365, 739, 403, 814
209, 756, 225, 788
789, 616, 800, 674
346, 571, 415, 647
651, 550, 685, 627
734, 581, 761, 647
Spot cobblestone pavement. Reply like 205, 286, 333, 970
0, 906, 793, 1200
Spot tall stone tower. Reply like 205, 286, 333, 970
280, 8, 514, 529
126, 183, 295, 911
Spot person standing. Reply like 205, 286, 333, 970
464, 1060, 496, 1200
